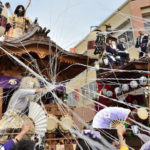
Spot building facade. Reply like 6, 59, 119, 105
74, 0, 150, 60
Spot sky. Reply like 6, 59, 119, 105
3, 0, 126, 50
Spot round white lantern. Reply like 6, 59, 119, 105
139, 76, 147, 86
130, 81, 138, 89
106, 90, 113, 97
115, 87, 122, 95
122, 84, 129, 92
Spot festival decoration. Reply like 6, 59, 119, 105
137, 108, 148, 120
28, 102, 47, 136
82, 130, 101, 139
92, 107, 131, 129
106, 90, 113, 97
59, 115, 74, 133
139, 76, 147, 86
94, 32, 105, 56
8, 79, 17, 85
115, 87, 122, 95
122, 84, 129, 92
47, 114, 58, 133
130, 81, 138, 89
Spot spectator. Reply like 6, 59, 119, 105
135, 31, 148, 58
0, 124, 35, 150
147, 35, 150, 53
117, 37, 130, 67
106, 39, 116, 68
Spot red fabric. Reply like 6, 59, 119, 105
126, 95, 144, 105
96, 82, 116, 111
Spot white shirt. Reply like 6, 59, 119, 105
7, 89, 36, 112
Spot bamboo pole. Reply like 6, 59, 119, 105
0, 88, 3, 119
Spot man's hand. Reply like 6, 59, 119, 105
117, 124, 126, 136
35, 88, 47, 94
116, 124, 127, 148
13, 124, 32, 144
21, 124, 31, 134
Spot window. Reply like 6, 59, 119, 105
143, 16, 150, 34
118, 29, 134, 49
81, 81, 97, 101
87, 41, 95, 50
113, 21, 134, 50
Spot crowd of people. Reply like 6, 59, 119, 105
105, 31, 150, 68
0, 124, 129, 150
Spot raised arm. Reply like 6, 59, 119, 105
16, 88, 46, 98
117, 124, 129, 150
13, 124, 32, 143
35, 88, 47, 94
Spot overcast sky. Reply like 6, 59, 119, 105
3, 0, 126, 50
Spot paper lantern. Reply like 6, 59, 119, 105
115, 87, 122, 95
139, 76, 147, 86
130, 81, 138, 89
122, 84, 129, 92
106, 90, 113, 97
0, 4, 8, 37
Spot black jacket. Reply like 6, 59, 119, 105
106, 45, 116, 55
135, 34, 148, 49
117, 42, 126, 51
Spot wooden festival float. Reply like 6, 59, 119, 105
0, 2, 96, 149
